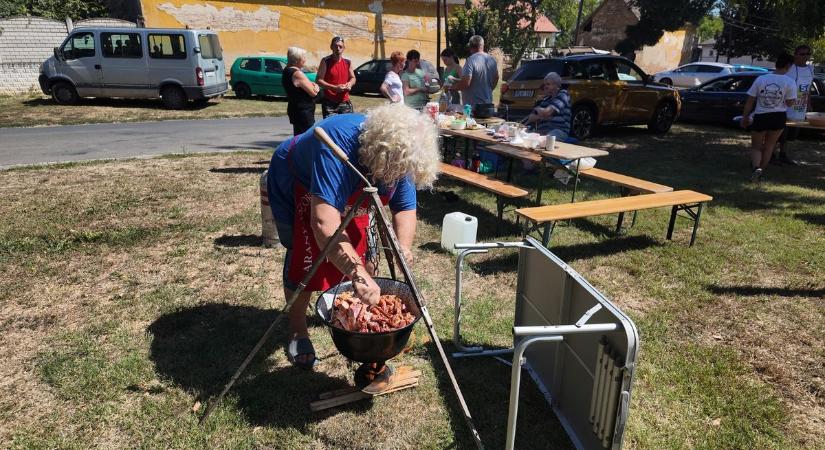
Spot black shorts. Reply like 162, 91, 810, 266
751, 112, 786, 132
287, 107, 315, 135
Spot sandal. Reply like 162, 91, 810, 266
287, 336, 318, 369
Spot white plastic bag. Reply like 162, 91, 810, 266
565, 157, 596, 171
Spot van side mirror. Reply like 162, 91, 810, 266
54, 47, 63, 61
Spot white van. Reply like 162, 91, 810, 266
39, 27, 228, 109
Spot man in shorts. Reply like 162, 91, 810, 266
776, 44, 815, 165
316, 36, 357, 118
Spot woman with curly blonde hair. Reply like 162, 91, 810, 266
266, 103, 439, 368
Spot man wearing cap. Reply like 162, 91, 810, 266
449, 35, 499, 116
317, 36, 357, 118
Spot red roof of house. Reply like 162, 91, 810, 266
527, 15, 559, 33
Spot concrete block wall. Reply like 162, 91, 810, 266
0, 15, 135, 95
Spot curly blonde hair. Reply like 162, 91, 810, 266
358, 103, 440, 189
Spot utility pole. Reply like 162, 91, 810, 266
437, 0, 442, 74
573, 0, 585, 46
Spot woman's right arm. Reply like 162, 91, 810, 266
292, 70, 319, 97
741, 96, 756, 127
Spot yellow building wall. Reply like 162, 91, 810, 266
138, 0, 451, 68
634, 28, 696, 75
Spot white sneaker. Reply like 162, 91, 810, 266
750, 168, 763, 183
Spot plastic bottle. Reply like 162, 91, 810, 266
471, 153, 481, 173
463, 104, 472, 119
440, 212, 478, 253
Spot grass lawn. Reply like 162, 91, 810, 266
0, 123, 823, 449
0, 92, 387, 128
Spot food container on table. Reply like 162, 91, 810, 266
316, 278, 421, 363
450, 119, 467, 130
806, 112, 825, 127
440, 212, 478, 254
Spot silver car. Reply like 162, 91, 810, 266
653, 62, 734, 88
39, 27, 228, 109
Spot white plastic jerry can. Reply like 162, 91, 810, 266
440, 212, 478, 254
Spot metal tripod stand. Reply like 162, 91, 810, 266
199, 127, 484, 449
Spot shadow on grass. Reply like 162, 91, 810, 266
422, 342, 573, 449
147, 304, 361, 431
795, 212, 825, 226
706, 284, 825, 298
467, 235, 661, 276
417, 188, 523, 240
208, 167, 267, 174
21, 96, 219, 111
214, 234, 265, 247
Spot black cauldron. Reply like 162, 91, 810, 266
315, 278, 421, 364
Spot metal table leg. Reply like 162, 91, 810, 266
570, 158, 581, 203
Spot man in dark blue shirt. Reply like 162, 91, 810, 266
525, 72, 571, 140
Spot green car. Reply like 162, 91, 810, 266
229, 56, 317, 98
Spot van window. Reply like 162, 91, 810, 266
148, 33, 186, 59
198, 34, 223, 60
102, 32, 142, 58
264, 59, 283, 73
62, 32, 95, 60
240, 58, 261, 71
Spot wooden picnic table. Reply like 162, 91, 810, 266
786, 120, 825, 131
441, 125, 609, 204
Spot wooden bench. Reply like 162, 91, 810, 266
516, 190, 713, 246
577, 167, 673, 230
438, 162, 529, 232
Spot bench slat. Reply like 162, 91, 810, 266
579, 168, 673, 193
439, 163, 529, 198
516, 190, 712, 223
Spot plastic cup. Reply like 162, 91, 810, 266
546, 135, 556, 151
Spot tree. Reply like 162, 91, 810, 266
716, 0, 825, 59
697, 15, 723, 42
447, 1, 500, 59
485, 0, 544, 66
0, 0, 108, 20
615, 0, 717, 54
542, 0, 601, 48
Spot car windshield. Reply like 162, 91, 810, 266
510, 59, 566, 81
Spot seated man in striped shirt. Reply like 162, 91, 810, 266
525, 72, 571, 141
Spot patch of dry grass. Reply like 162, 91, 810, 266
0, 93, 387, 128
0, 123, 823, 448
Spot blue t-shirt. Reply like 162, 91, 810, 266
267, 113, 417, 225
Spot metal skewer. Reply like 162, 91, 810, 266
200, 126, 484, 449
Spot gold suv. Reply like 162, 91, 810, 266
499, 54, 680, 139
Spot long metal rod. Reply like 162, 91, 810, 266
505, 336, 564, 450
513, 323, 618, 337
370, 190, 485, 449
454, 248, 487, 353
199, 190, 370, 424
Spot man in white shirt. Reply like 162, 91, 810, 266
777, 44, 815, 165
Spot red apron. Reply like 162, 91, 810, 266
287, 139, 389, 291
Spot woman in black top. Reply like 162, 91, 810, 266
283, 47, 320, 135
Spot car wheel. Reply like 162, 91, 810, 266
51, 81, 79, 105
161, 85, 188, 110
660, 78, 673, 86
570, 105, 596, 140
233, 82, 252, 99
648, 101, 676, 134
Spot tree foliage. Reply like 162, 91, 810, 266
716, 0, 825, 59
542, 0, 601, 48
0, 0, 108, 20
484, 0, 545, 66
615, 0, 717, 54
447, 0, 500, 59
697, 15, 723, 42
